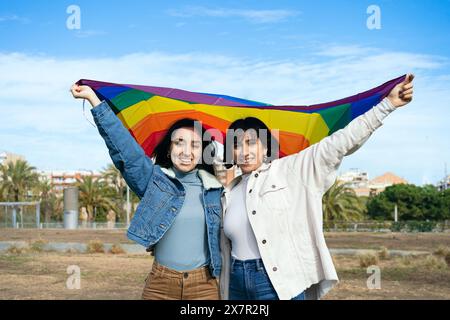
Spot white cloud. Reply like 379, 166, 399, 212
316, 44, 379, 57
167, 6, 300, 23
0, 46, 449, 185
72, 30, 107, 38
0, 14, 30, 24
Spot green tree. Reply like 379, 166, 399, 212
33, 178, 63, 222
76, 175, 115, 222
322, 181, 366, 222
367, 184, 448, 221
440, 188, 450, 220
101, 163, 140, 222
0, 160, 39, 202
101, 164, 127, 222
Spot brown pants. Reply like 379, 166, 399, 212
142, 261, 220, 300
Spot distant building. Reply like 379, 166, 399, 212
368, 172, 408, 195
338, 170, 408, 196
338, 169, 369, 188
39, 170, 102, 192
0, 151, 25, 165
436, 175, 450, 191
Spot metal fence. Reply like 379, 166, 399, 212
324, 220, 450, 232
1, 222, 130, 229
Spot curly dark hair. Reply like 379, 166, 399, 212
151, 118, 216, 175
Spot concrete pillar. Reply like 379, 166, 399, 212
63, 187, 79, 229
36, 202, 40, 228
12, 206, 17, 228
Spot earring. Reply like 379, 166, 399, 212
263, 155, 268, 163
167, 153, 170, 158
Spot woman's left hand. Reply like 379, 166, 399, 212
387, 73, 415, 108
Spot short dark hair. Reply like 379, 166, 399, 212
223, 117, 279, 167
151, 118, 215, 175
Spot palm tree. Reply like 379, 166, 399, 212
33, 177, 63, 223
0, 160, 39, 202
100, 163, 141, 222
76, 175, 115, 222
101, 164, 126, 222
322, 181, 366, 222
46, 192, 63, 222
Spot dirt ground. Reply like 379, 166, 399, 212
1, 251, 449, 300
1, 229, 449, 251
0, 229, 449, 300
0, 228, 133, 244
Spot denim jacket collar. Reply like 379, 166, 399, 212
161, 167, 223, 190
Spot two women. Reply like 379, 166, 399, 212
71, 84, 223, 300
71, 73, 414, 300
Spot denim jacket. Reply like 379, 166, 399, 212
91, 100, 223, 277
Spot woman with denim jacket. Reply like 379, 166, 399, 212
219, 75, 415, 300
71, 84, 223, 300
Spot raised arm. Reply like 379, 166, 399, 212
284, 74, 415, 193
70, 84, 154, 199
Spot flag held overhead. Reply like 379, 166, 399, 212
77, 75, 406, 159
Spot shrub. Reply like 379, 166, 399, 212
433, 246, 449, 257
423, 255, 447, 270
7, 246, 27, 254
359, 252, 379, 268
378, 246, 390, 260
391, 221, 437, 232
445, 253, 450, 268
30, 240, 48, 252
407, 221, 436, 232
400, 256, 413, 266
109, 244, 125, 255
86, 240, 105, 253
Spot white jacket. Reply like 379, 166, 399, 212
219, 97, 397, 300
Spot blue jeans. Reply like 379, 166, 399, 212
229, 257, 305, 300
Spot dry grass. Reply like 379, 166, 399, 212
109, 244, 125, 255
432, 246, 450, 267
65, 248, 80, 254
1, 230, 449, 299
433, 246, 449, 257
2, 230, 450, 251
378, 246, 390, 260
1, 251, 448, 300
0, 251, 152, 299
323, 254, 450, 300
423, 255, 448, 270
30, 240, 48, 253
358, 252, 379, 268
6, 246, 28, 254
86, 240, 105, 254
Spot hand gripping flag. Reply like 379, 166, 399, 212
77, 74, 405, 159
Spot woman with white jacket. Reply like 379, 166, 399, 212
219, 74, 415, 300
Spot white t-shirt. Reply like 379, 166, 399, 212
223, 173, 261, 260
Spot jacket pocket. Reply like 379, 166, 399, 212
258, 179, 290, 211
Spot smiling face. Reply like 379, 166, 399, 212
169, 127, 203, 172
233, 129, 267, 174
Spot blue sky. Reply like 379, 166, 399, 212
2, 0, 450, 59
0, 0, 449, 185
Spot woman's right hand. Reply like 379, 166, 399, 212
70, 83, 101, 107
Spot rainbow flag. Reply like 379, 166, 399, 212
77, 75, 405, 158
